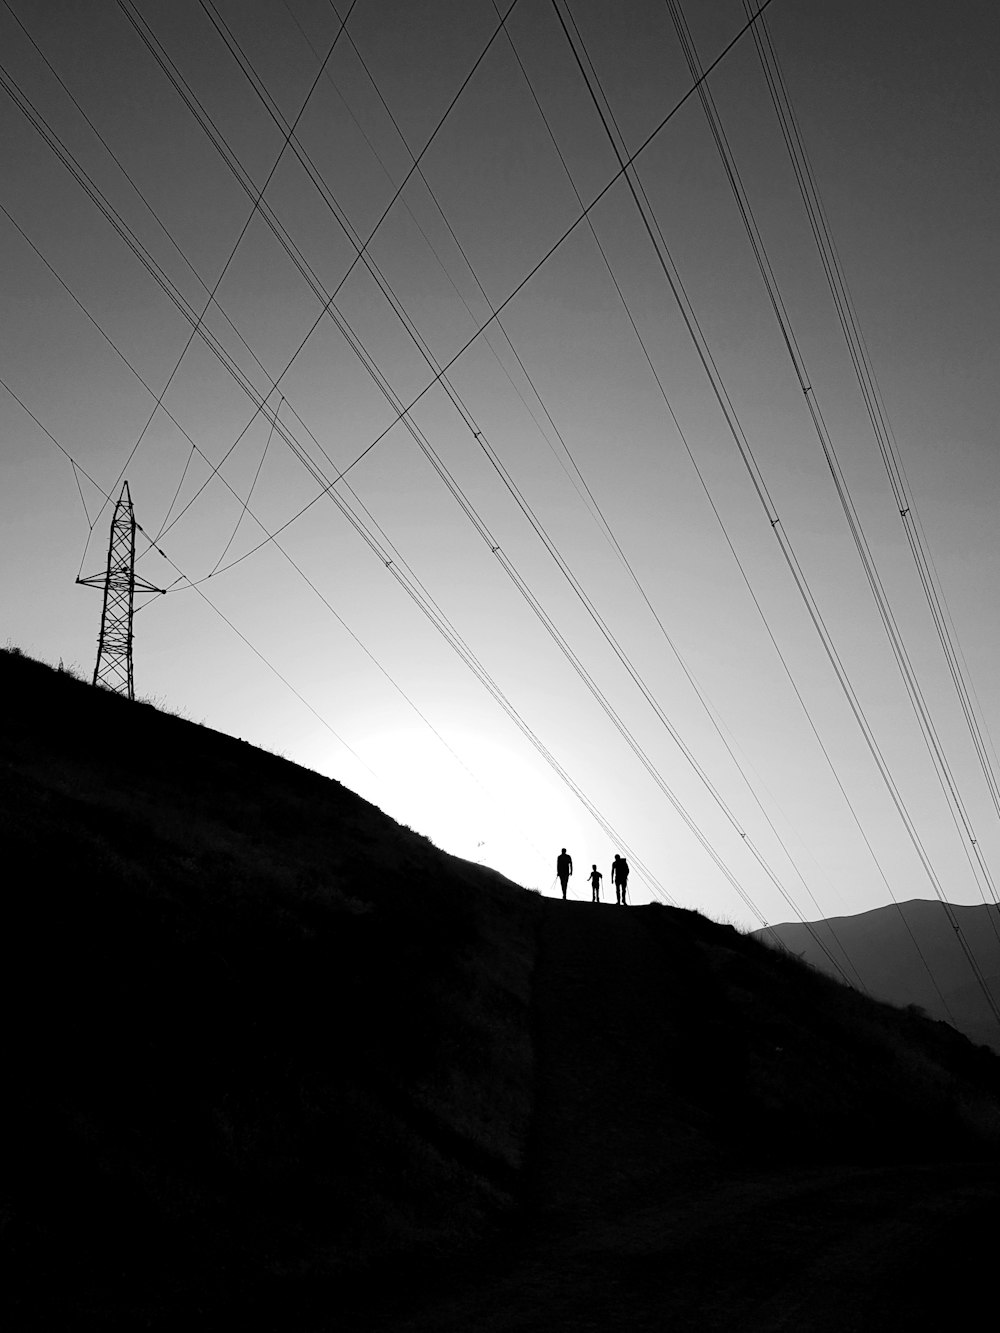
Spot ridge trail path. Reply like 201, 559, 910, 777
387, 900, 998, 1331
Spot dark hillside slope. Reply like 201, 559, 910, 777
4, 649, 1000, 1330
762, 901, 1000, 1052
397, 903, 1000, 1331
0, 650, 540, 1328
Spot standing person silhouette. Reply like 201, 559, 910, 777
611, 854, 629, 905
556, 847, 573, 899
588, 864, 603, 902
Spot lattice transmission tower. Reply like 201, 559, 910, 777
77, 481, 163, 699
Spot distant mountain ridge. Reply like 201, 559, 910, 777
760, 900, 1000, 1052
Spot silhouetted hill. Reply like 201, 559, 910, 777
761, 900, 1000, 1052
3, 647, 1000, 1331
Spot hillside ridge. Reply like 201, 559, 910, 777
4, 648, 1000, 1330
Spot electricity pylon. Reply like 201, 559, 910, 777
77, 481, 163, 700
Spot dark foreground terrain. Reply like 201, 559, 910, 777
3, 649, 1000, 1330
373, 897, 1000, 1332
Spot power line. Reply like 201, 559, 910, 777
744, 2, 1000, 915
159, 0, 833, 943
103, 0, 521, 550
111, 0, 928, 963
213, 0, 928, 990
491, 0, 871, 983
137, 0, 874, 945
3, 0, 922, 949
135, 0, 781, 522
208, 393, 281, 577
0, 369, 379, 780
144, 0, 524, 507
292, 0, 606, 530
0, 0, 274, 392
0, 207, 557, 887
3, 0, 779, 552
548, 0, 969, 1021
0, 226, 815, 942
666, 0, 999, 910
659, 0, 1000, 1011
1, 174, 665, 899
549, 0, 990, 1024
86, 0, 358, 548
9, 0, 986, 959
5, 0, 997, 975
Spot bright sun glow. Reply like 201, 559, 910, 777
353, 726, 589, 894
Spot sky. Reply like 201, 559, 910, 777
3, 0, 1000, 933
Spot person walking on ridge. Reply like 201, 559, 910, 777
556, 847, 573, 899
616, 853, 629, 906
611, 854, 629, 905
588, 864, 603, 903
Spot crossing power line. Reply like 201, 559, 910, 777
2, 0, 778, 910
4, 0, 993, 1026
131, 0, 822, 940
551, 0, 999, 1024
100, 0, 911, 959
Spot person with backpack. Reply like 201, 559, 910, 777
612, 854, 630, 905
